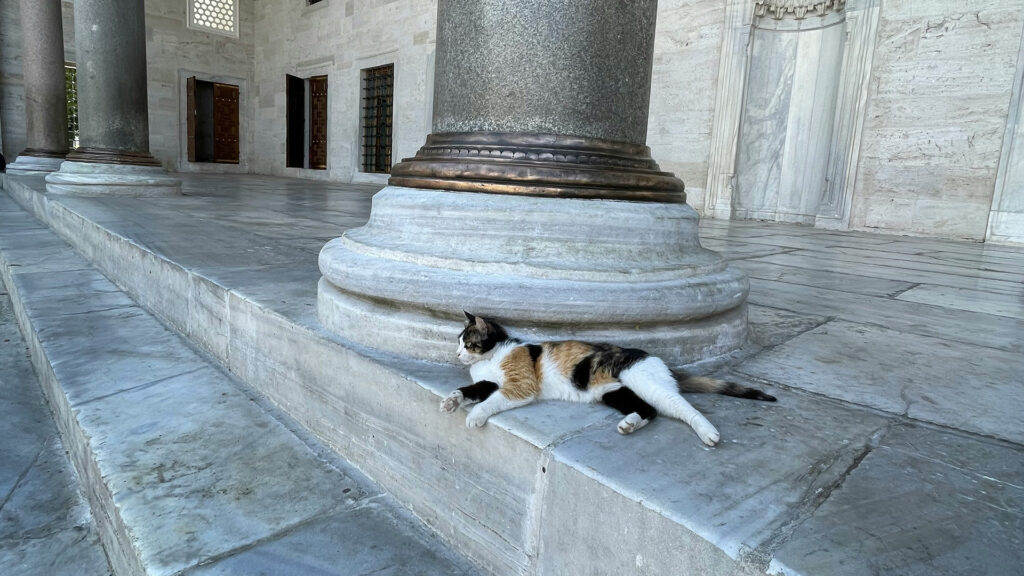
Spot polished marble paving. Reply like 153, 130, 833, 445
2, 172, 1022, 575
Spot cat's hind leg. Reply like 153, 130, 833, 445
620, 357, 721, 446
602, 387, 657, 435
441, 380, 498, 414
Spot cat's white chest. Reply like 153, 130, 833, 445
468, 345, 514, 385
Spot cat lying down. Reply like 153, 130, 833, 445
441, 312, 776, 446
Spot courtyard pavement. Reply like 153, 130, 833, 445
1, 172, 1022, 575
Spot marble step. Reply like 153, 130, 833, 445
5, 173, 1021, 576
0, 196, 475, 575
0, 290, 111, 576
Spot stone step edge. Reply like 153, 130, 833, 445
0, 201, 465, 576
2, 178, 754, 576
0, 241, 152, 576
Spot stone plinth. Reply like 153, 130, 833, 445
318, 186, 748, 365
6, 155, 65, 175
45, 161, 181, 197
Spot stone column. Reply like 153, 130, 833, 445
45, 0, 179, 196
318, 0, 749, 367
6, 0, 67, 174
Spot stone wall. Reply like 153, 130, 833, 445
3, 0, 1024, 241
251, 0, 436, 182
142, 0, 256, 172
4, 0, 255, 172
849, 1, 1024, 239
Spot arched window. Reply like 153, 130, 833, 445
188, 0, 238, 38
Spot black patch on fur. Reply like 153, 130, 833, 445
722, 382, 777, 402
459, 315, 510, 354
571, 355, 593, 390
459, 380, 499, 402
527, 344, 542, 362
591, 344, 649, 378
602, 387, 657, 420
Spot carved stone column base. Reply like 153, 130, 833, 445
390, 132, 687, 203
6, 154, 66, 174
65, 147, 162, 167
317, 186, 749, 367
45, 161, 181, 197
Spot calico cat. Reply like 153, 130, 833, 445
441, 312, 776, 446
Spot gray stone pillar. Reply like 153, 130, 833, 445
45, 0, 179, 196
318, 0, 749, 367
390, 0, 684, 203
6, 0, 67, 174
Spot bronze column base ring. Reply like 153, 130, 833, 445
389, 132, 686, 203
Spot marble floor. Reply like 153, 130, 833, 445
0, 288, 111, 576
2, 172, 1022, 575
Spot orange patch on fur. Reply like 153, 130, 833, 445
545, 341, 593, 374
500, 346, 541, 400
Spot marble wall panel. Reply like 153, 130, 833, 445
41, 0, 256, 171
850, 0, 1024, 240
143, 0, 256, 171
988, 24, 1024, 243
734, 17, 845, 224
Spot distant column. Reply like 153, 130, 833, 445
45, 0, 180, 196
6, 0, 67, 174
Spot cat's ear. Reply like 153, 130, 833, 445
463, 310, 476, 324
474, 315, 488, 331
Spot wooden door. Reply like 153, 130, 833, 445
213, 83, 239, 164
286, 74, 305, 168
308, 75, 328, 170
186, 76, 197, 162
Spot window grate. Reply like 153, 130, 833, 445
188, 0, 238, 38
361, 64, 394, 174
65, 65, 79, 149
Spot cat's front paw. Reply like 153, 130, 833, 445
617, 412, 650, 435
440, 390, 464, 414
465, 406, 489, 428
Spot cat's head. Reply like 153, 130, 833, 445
457, 311, 509, 365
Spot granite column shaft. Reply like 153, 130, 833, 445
44, 0, 180, 196
7, 0, 67, 174
67, 0, 155, 165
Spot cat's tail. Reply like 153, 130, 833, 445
673, 372, 777, 402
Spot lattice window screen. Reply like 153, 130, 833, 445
65, 65, 79, 149
188, 0, 238, 38
361, 64, 394, 174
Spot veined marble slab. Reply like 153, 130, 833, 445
750, 251, 1024, 296
698, 237, 797, 260
737, 319, 1024, 443
897, 284, 1024, 320
747, 277, 1024, 353
826, 245, 1024, 276
772, 425, 1024, 576
734, 259, 917, 297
